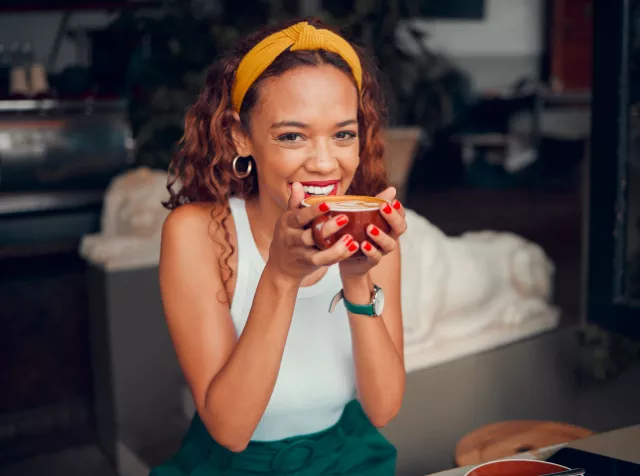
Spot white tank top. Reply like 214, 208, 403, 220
228, 197, 356, 441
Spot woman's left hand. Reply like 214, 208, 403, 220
339, 187, 407, 278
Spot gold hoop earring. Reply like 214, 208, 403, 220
232, 155, 252, 179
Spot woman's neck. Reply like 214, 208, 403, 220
244, 194, 282, 243
244, 194, 328, 287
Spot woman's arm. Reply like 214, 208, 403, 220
159, 204, 299, 452
342, 244, 405, 427
159, 188, 358, 452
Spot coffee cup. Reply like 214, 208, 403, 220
301, 195, 391, 257
464, 459, 574, 476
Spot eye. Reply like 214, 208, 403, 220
335, 131, 357, 140
277, 133, 305, 142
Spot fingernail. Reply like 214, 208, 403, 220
363, 242, 372, 252
349, 243, 358, 252
336, 216, 348, 226
370, 226, 380, 236
319, 202, 329, 213
393, 200, 401, 210
383, 204, 392, 214
342, 235, 352, 243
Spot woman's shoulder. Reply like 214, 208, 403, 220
161, 201, 238, 258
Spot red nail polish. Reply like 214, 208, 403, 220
336, 216, 348, 226
383, 204, 392, 214
370, 226, 380, 236
363, 242, 372, 252
393, 200, 401, 210
319, 202, 329, 213
349, 243, 358, 252
342, 235, 352, 243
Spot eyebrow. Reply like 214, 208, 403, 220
270, 119, 358, 129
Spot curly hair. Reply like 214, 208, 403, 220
164, 17, 389, 286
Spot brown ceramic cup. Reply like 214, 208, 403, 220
301, 195, 391, 258
464, 459, 573, 476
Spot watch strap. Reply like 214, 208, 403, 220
328, 288, 377, 316
343, 297, 376, 316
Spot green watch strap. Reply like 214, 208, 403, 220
342, 293, 376, 316
329, 285, 382, 317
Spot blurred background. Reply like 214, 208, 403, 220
0, 1, 638, 476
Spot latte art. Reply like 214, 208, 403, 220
328, 199, 381, 211
302, 195, 386, 212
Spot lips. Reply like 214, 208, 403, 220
299, 180, 339, 187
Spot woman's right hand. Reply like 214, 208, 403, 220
266, 182, 359, 284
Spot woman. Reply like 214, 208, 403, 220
154, 17, 407, 476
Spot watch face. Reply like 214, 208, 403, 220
373, 287, 385, 316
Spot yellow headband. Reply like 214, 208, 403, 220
231, 21, 363, 112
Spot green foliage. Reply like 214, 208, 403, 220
576, 324, 640, 383
123, 5, 217, 170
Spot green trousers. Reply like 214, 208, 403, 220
150, 400, 396, 475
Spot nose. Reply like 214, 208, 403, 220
304, 139, 339, 175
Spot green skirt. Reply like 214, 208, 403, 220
150, 400, 396, 476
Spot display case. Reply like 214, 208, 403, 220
0, 98, 132, 249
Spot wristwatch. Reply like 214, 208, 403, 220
329, 284, 385, 317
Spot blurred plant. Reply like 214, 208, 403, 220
576, 324, 640, 384
124, 3, 219, 170
319, 0, 471, 129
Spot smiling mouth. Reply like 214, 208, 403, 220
298, 180, 339, 198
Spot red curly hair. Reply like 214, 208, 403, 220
164, 17, 389, 282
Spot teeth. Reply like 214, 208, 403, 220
303, 184, 335, 195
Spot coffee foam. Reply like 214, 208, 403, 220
303, 195, 385, 211
328, 199, 381, 211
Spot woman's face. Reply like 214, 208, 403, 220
236, 64, 360, 209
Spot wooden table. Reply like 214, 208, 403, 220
426, 424, 640, 476
454, 420, 594, 467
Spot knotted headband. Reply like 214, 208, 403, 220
231, 21, 363, 112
